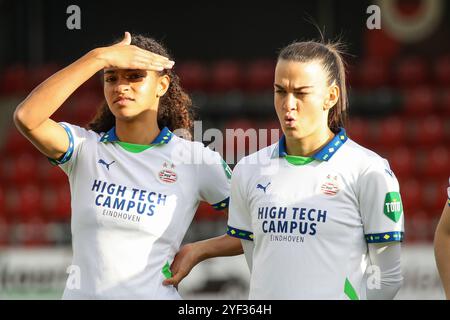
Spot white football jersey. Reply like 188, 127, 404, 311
227, 128, 404, 300
53, 123, 230, 299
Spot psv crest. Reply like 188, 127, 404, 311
320, 174, 340, 196
159, 162, 177, 184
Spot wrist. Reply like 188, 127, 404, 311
88, 47, 108, 69
192, 241, 211, 263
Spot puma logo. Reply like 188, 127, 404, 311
257, 182, 271, 194
98, 159, 115, 170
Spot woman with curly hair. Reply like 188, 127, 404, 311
13, 32, 235, 299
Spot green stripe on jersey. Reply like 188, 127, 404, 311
117, 141, 154, 153
285, 155, 314, 166
344, 278, 359, 300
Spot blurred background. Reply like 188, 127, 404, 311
0, 0, 449, 299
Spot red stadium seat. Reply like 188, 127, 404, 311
176, 61, 209, 92
372, 117, 407, 147
0, 219, 10, 246
433, 55, 450, 86
346, 118, 371, 147
394, 56, 428, 88
26, 64, 60, 92
405, 210, 432, 243
0, 186, 6, 221
399, 178, 422, 211
7, 184, 44, 223
355, 58, 390, 89
437, 89, 450, 116
42, 185, 71, 222
71, 91, 104, 125
16, 219, 49, 247
389, 147, 414, 180
2, 127, 37, 156
420, 146, 450, 178
244, 59, 275, 92
422, 179, 448, 212
410, 116, 445, 146
38, 159, 67, 186
402, 86, 435, 117
0, 153, 40, 187
209, 60, 242, 92
0, 64, 27, 95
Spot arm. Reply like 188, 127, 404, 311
366, 242, 403, 300
163, 233, 243, 287
13, 31, 173, 160
434, 202, 450, 299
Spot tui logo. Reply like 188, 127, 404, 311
256, 182, 271, 194
98, 159, 115, 170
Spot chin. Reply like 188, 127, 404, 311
282, 126, 301, 138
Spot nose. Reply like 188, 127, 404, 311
284, 93, 297, 112
114, 77, 131, 93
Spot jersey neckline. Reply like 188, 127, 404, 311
99, 126, 173, 153
275, 127, 348, 165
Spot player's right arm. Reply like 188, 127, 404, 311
13, 31, 173, 160
434, 184, 450, 299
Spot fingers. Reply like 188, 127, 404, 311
162, 263, 186, 287
117, 31, 132, 46
136, 54, 175, 71
163, 273, 183, 287
136, 49, 174, 69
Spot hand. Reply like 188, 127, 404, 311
163, 243, 201, 288
95, 31, 174, 71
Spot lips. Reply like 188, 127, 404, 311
114, 96, 134, 103
284, 113, 296, 127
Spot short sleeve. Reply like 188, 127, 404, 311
197, 146, 231, 210
49, 122, 97, 175
358, 158, 404, 244
227, 162, 254, 241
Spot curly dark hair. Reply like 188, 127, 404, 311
87, 34, 195, 139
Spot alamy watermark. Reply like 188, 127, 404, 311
66, 5, 81, 30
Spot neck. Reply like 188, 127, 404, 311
285, 127, 335, 157
115, 113, 160, 145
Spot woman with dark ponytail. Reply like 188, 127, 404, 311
13, 32, 235, 299
167, 39, 404, 300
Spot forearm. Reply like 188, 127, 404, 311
366, 242, 403, 300
14, 48, 105, 131
194, 234, 243, 263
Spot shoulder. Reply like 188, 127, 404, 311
341, 138, 391, 172
60, 122, 102, 141
233, 143, 278, 179
170, 135, 224, 165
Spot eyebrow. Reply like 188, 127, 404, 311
274, 84, 313, 90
